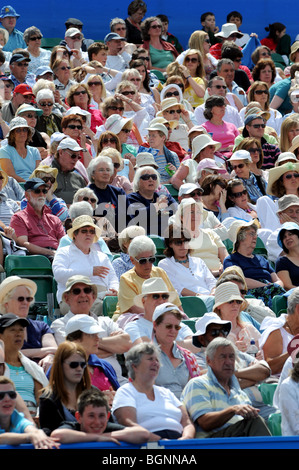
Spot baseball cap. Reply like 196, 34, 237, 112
104, 32, 126, 43
24, 177, 48, 191
57, 136, 83, 152
65, 27, 83, 39
10, 54, 30, 65
152, 302, 182, 322
35, 66, 54, 77
178, 183, 203, 197
65, 314, 105, 337
13, 83, 33, 96
0, 313, 29, 329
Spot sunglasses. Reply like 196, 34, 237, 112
213, 85, 227, 90
134, 256, 156, 265
166, 109, 182, 114
234, 58, 242, 63
151, 293, 170, 300
120, 128, 131, 133
82, 196, 97, 203
67, 124, 83, 130
102, 137, 117, 144
260, 52, 270, 56
150, 24, 162, 29
65, 151, 80, 159
59, 66, 71, 70
15, 128, 28, 133
227, 299, 243, 305
189, 190, 203, 197
138, 56, 150, 62
185, 57, 198, 63
16, 62, 29, 67
65, 361, 87, 369
22, 113, 37, 119
250, 123, 266, 129
284, 173, 299, 179
0, 391, 17, 400
79, 228, 96, 234
232, 163, 245, 170
42, 177, 55, 184
30, 36, 42, 41
108, 106, 124, 112
14, 296, 34, 302
254, 89, 269, 95
88, 82, 102, 86
210, 328, 229, 338
39, 102, 54, 107
165, 91, 180, 98
140, 173, 158, 181
232, 189, 247, 198
248, 148, 262, 154
33, 188, 48, 194
163, 323, 181, 331
71, 286, 93, 295
171, 239, 190, 246
73, 90, 87, 96
122, 90, 135, 96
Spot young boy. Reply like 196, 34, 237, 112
51, 389, 160, 445
201, 12, 219, 45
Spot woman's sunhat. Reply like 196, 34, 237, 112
67, 214, 102, 243
134, 277, 177, 308
266, 162, 299, 196
213, 281, 248, 311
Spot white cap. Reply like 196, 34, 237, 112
178, 183, 203, 197
152, 302, 182, 322
57, 136, 83, 152
65, 314, 105, 337
228, 150, 252, 163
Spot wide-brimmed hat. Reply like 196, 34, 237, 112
134, 277, 176, 308
218, 265, 248, 290
290, 42, 299, 62
62, 275, 98, 301
134, 152, 158, 169
0, 275, 37, 307
215, 23, 243, 38
30, 165, 58, 192
289, 135, 299, 154
0, 165, 8, 188
277, 221, 299, 249
266, 162, 299, 196
152, 302, 182, 322
64, 106, 91, 128
7, 116, 34, 139
275, 152, 297, 167
213, 282, 247, 311
196, 158, 227, 175
192, 134, 221, 159
146, 121, 168, 138
0, 313, 29, 329
277, 194, 299, 213
287, 334, 299, 365
157, 97, 184, 114
65, 314, 105, 337
0, 5, 20, 18
104, 114, 133, 134
192, 312, 232, 348
16, 103, 43, 117
227, 219, 259, 250
149, 116, 178, 130
67, 215, 102, 243
244, 106, 271, 122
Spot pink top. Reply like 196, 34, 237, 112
90, 367, 113, 391
202, 120, 240, 150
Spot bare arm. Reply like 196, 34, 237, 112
197, 404, 259, 432
113, 406, 161, 441
97, 331, 132, 355
14, 235, 56, 257
262, 329, 289, 375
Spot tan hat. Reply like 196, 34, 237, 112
67, 215, 102, 243
134, 152, 158, 169
213, 281, 248, 311
0, 165, 8, 188
149, 116, 178, 130
134, 277, 177, 308
157, 97, 184, 114
227, 219, 259, 248
192, 134, 221, 159
0, 275, 37, 311
30, 165, 58, 192
266, 162, 299, 196
289, 135, 299, 154
277, 194, 299, 213
275, 152, 297, 167
290, 41, 299, 61
62, 275, 98, 301
146, 121, 168, 138
218, 265, 248, 290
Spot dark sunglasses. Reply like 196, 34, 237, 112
102, 137, 117, 144
189, 190, 203, 197
232, 189, 247, 198
151, 293, 170, 300
88, 81, 102, 86
120, 128, 131, 133
39, 102, 53, 107
42, 176, 55, 184
71, 286, 93, 295
228, 299, 243, 305
165, 91, 180, 98
108, 106, 124, 112
138, 56, 150, 62
185, 57, 198, 63
60, 66, 71, 70
213, 85, 227, 90
122, 90, 135, 96
232, 163, 245, 170
22, 113, 37, 119
204, 38, 211, 43
79, 228, 96, 235
0, 391, 17, 400
254, 89, 269, 95
134, 256, 156, 265
15, 296, 34, 302
140, 173, 158, 181
248, 148, 262, 154
172, 239, 190, 246
16, 62, 29, 67
65, 151, 80, 159
284, 173, 299, 179
150, 24, 161, 29
251, 123, 266, 129
67, 124, 83, 130
210, 328, 229, 338
30, 36, 42, 41
166, 109, 182, 114
33, 188, 48, 194
65, 361, 87, 369
234, 58, 242, 63
82, 196, 97, 203
73, 90, 87, 96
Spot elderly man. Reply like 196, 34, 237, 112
10, 177, 65, 259
234, 113, 281, 169
181, 336, 272, 438
0, 5, 26, 52
8, 53, 32, 87
63, 17, 94, 52
1, 83, 34, 123
105, 32, 130, 72
51, 275, 131, 385
63, 27, 88, 65
216, 58, 247, 107
194, 76, 244, 126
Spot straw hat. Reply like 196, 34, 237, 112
134, 277, 176, 308
157, 97, 184, 116
289, 135, 299, 154
218, 265, 248, 290
227, 219, 259, 249
134, 152, 158, 169
0, 165, 8, 188
213, 281, 247, 311
7, 116, 34, 140
67, 215, 102, 243
30, 165, 58, 192
0, 275, 37, 309
266, 162, 299, 196
192, 134, 221, 159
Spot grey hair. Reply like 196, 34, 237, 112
234, 224, 258, 252
110, 17, 126, 31
0, 285, 35, 314
98, 148, 124, 170
68, 201, 93, 220
125, 342, 161, 380
128, 235, 156, 258
23, 26, 42, 45
133, 166, 160, 192
122, 68, 142, 81
287, 287, 299, 315
87, 156, 114, 182
73, 187, 97, 203
118, 225, 146, 252
217, 58, 234, 72
206, 337, 236, 360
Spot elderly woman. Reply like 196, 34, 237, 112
35, 89, 62, 138
235, 137, 268, 184
87, 155, 128, 233
0, 276, 57, 372
228, 150, 266, 203
0, 165, 20, 229
113, 235, 182, 326
223, 219, 285, 308
112, 225, 146, 280
251, 58, 277, 88
158, 224, 216, 311
15, 103, 48, 158
61, 113, 92, 168
122, 68, 156, 119
202, 95, 239, 159
127, 165, 177, 236
125, 0, 147, 45
23, 26, 51, 75
0, 117, 41, 182
0, 313, 49, 418
112, 342, 195, 439
225, 178, 259, 222
98, 148, 133, 194
52, 57, 76, 101
157, 97, 193, 152
140, 16, 178, 72
275, 222, 299, 290
66, 83, 104, 133
52, 214, 119, 314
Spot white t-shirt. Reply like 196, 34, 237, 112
124, 316, 193, 344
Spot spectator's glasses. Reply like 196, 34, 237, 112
14, 296, 34, 302
39, 102, 54, 107
82, 196, 97, 204
22, 113, 37, 119
65, 361, 87, 369
16, 62, 29, 67
29, 36, 42, 41
73, 90, 87, 96
65, 151, 81, 160
42, 177, 55, 184
108, 106, 124, 112
67, 125, 83, 130
254, 89, 269, 95
88, 81, 102, 87
140, 174, 158, 181
134, 256, 156, 265
185, 57, 198, 63
189, 190, 203, 197
232, 189, 247, 198
163, 323, 181, 331
122, 91, 135, 96
171, 239, 190, 246
227, 300, 243, 305
151, 293, 170, 300
165, 91, 180, 98
284, 173, 299, 179
59, 66, 71, 70
165, 109, 182, 114
102, 137, 118, 144
79, 229, 96, 235
210, 328, 230, 338
234, 58, 242, 63
213, 85, 227, 90
248, 148, 262, 154
33, 188, 48, 194
138, 56, 149, 62
150, 24, 162, 29
232, 163, 245, 170
120, 128, 131, 133
71, 287, 93, 295
250, 124, 266, 129
0, 391, 17, 400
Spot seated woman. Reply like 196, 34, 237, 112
127, 165, 177, 236
61, 113, 93, 169
98, 148, 133, 194
0, 313, 49, 418
0, 166, 20, 227
112, 225, 146, 281
200, 174, 228, 221
111, 342, 195, 440
0, 276, 57, 373
97, 130, 134, 182
228, 150, 266, 203
39, 341, 91, 433
225, 178, 259, 222
156, 97, 193, 152
158, 224, 216, 311
235, 136, 269, 187
35, 89, 62, 138
276, 222, 299, 290
223, 219, 285, 308
66, 83, 104, 133
213, 281, 262, 355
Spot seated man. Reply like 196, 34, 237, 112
50, 274, 131, 385
10, 177, 65, 260
51, 388, 158, 445
181, 336, 272, 438
0, 376, 58, 449
104, 32, 130, 72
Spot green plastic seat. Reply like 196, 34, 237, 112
41, 37, 62, 50
102, 296, 118, 317
223, 238, 233, 253
148, 235, 165, 255
164, 184, 179, 200
258, 382, 278, 406
180, 296, 207, 318
267, 412, 282, 436
272, 295, 287, 317
182, 319, 196, 333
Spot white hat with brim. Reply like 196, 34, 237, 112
105, 114, 133, 135
62, 275, 99, 301
7, 117, 34, 140
192, 134, 221, 159
275, 152, 297, 166
146, 122, 168, 138
152, 302, 182, 322
192, 312, 232, 347
65, 314, 105, 337
0, 276, 37, 308
213, 281, 248, 311
215, 23, 243, 38
65, 106, 92, 128
227, 219, 259, 248
134, 277, 177, 308
134, 152, 159, 169
57, 136, 84, 152
16, 103, 43, 117
67, 215, 102, 243
266, 162, 299, 196
228, 149, 252, 163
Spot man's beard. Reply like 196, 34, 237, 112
29, 197, 46, 211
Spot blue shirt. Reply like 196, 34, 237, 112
1, 27, 26, 52
0, 409, 32, 434
223, 251, 274, 283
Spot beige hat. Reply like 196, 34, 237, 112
134, 152, 158, 169
192, 134, 221, 159
277, 194, 299, 213
0, 275, 37, 310
0, 165, 8, 188
30, 165, 58, 192
157, 97, 184, 114
213, 281, 248, 311
289, 135, 299, 154
67, 215, 102, 243
62, 274, 98, 301
146, 121, 168, 138
290, 41, 299, 61
134, 277, 177, 308
227, 219, 259, 248
215, 23, 243, 38
149, 116, 178, 130
218, 265, 248, 290
275, 152, 297, 167
266, 162, 299, 196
